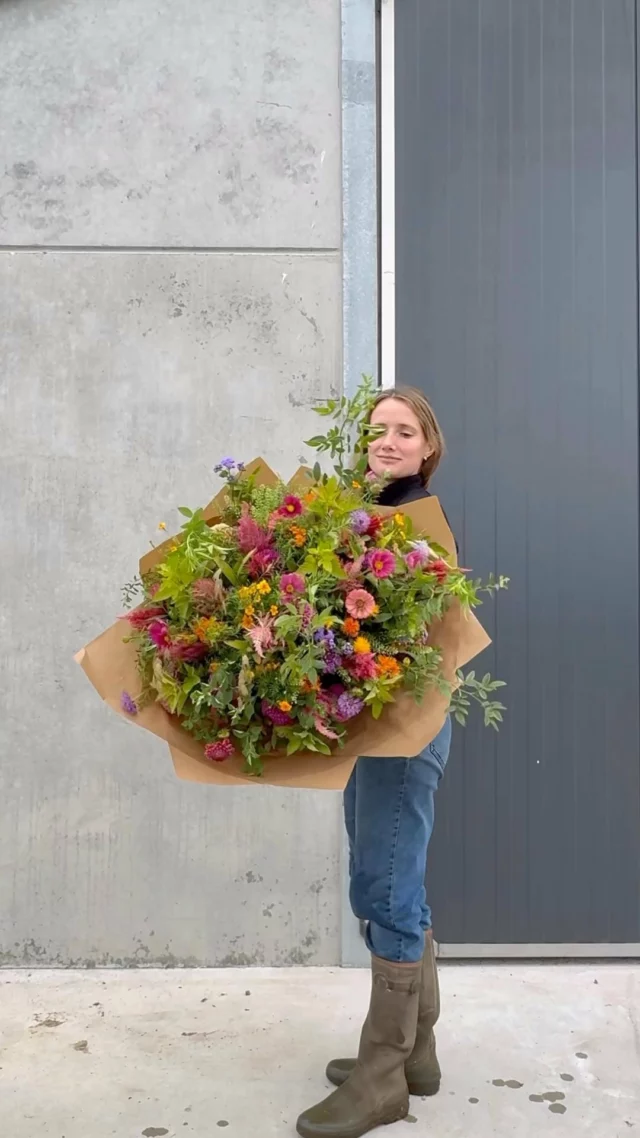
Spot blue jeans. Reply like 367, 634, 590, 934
344, 718, 452, 964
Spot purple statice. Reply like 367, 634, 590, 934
336, 692, 365, 721
350, 509, 372, 535
120, 690, 138, 716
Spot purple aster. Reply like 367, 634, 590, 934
120, 690, 138, 716
350, 509, 372, 535
219, 457, 236, 469
336, 693, 365, 721
322, 650, 344, 673
314, 628, 336, 648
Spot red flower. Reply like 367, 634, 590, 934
429, 558, 450, 583
366, 515, 384, 538
147, 619, 171, 649
204, 739, 235, 762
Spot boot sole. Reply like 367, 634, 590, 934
407, 1077, 440, 1098
296, 1099, 409, 1138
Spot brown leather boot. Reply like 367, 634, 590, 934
325, 931, 441, 1098
296, 955, 421, 1138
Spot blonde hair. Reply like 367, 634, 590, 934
369, 386, 446, 487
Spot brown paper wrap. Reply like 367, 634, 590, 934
76, 459, 491, 789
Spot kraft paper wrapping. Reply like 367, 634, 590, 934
76, 459, 491, 790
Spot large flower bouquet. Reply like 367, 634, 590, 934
110, 382, 506, 777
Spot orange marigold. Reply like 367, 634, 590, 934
342, 617, 360, 637
377, 655, 401, 677
353, 636, 371, 655
278, 700, 292, 712
193, 617, 214, 643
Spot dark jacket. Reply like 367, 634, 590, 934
376, 473, 458, 553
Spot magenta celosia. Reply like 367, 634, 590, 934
261, 700, 294, 726
204, 738, 235, 762
247, 547, 280, 578
344, 652, 378, 680
121, 605, 166, 629
167, 637, 208, 662
237, 503, 272, 554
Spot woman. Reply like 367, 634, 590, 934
297, 387, 452, 1138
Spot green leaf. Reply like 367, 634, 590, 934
225, 639, 248, 652
178, 506, 193, 518
313, 462, 322, 481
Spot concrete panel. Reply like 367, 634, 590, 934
0, 0, 340, 248
0, 249, 343, 966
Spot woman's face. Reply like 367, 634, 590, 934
368, 398, 432, 480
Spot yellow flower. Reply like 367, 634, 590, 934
394, 513, 406, 527
257, 580, 271, 595
371, 604, 380, 615
244, 605, 255, 616
270, 605, 279, 616
352, 480, 362, 489
353, 636, 371, 655
158, 521, 167, 531
278, 700, 292, 713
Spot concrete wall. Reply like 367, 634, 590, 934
0, 0, 345, 966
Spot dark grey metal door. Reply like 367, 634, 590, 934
395, 0, 640, 945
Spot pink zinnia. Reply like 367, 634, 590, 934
406, 546, 432, 571
204, 738, 235, 762
345, 588, 376, 620
278, 494, 303, 518
280, 572, 306, 599
367, 549, 396, 578
147, 619, 171, 649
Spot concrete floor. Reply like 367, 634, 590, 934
1, 965, 639, 1138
